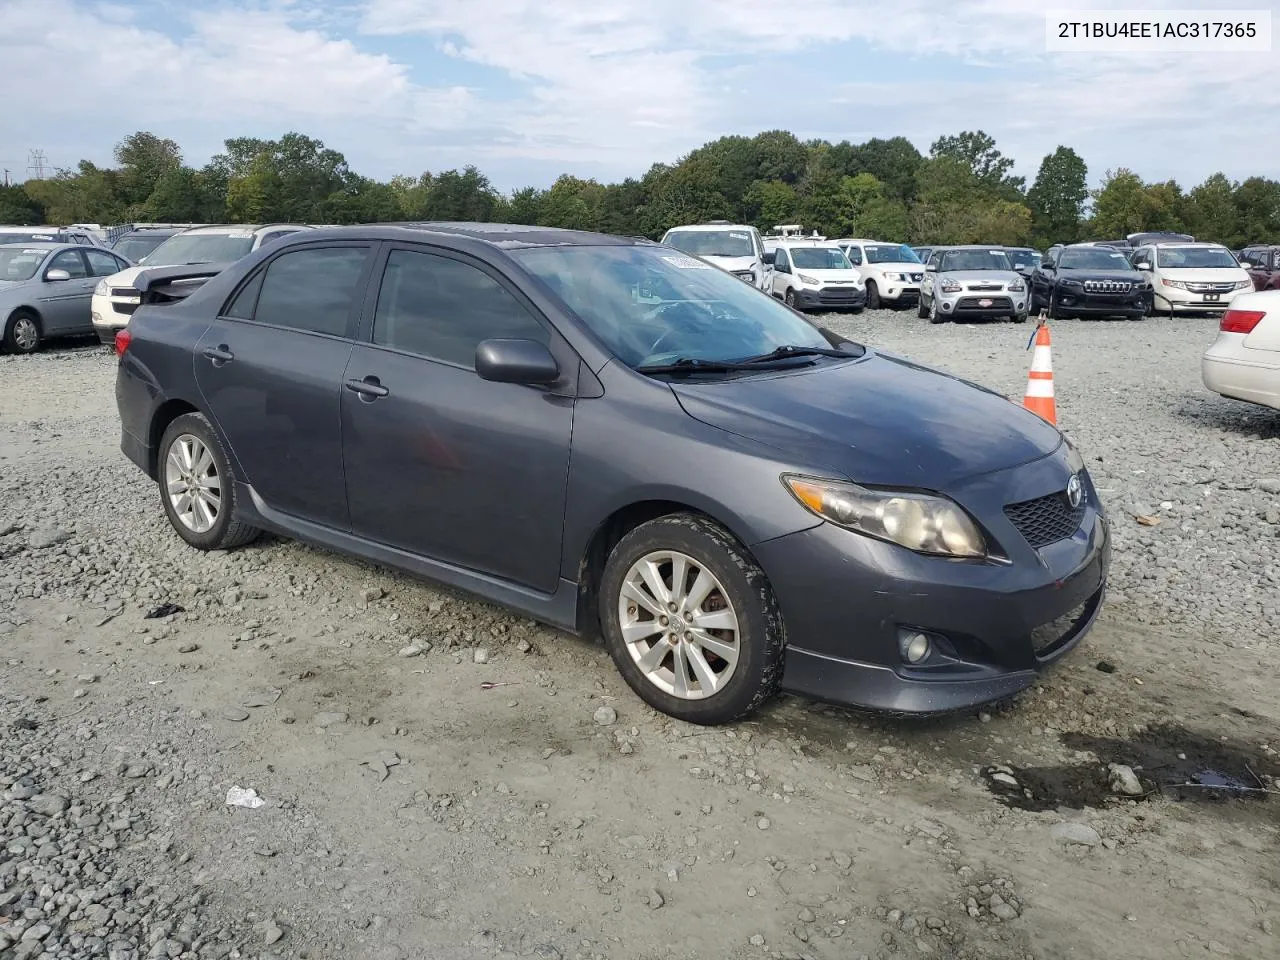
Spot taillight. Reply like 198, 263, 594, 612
114, 329, 132, 356
1220, 309, 1265, 334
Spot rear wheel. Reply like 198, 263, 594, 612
158, 413, 261, 551
866, 281, 881, 309
3, 310, 41, 354
599, 514, 784, 725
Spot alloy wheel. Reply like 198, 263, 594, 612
12, 317, 38, 352
617, 550, 741, 700
164, 434, 221, 533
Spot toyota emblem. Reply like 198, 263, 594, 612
1066, 474, 1083, 509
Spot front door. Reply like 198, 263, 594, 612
37, 249, 96, 334
194, 243, 375, 530
341, 246, 574, 594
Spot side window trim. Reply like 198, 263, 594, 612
215, 241, 377, 341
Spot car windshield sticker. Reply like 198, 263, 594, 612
226, 231, 253, 238
730, 232, 749, 240
989, 250, 1004, 255
662, 255, 711, 269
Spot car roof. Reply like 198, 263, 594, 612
289, 222, 644, 251
0, 241, 79, 253
1151, 241, 1227, 249
663, 223, 756, 232
773, 238, 842, 247
178, 223, 313, 236
941, 245, 1008, 251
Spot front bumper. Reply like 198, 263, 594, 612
1050, 286, 1149, 316
758, 455, 1110, 714
794, 287, 867, 311
92, 314, 127, 345
1155, 289, 1244, 313
879, 284, 920, 303
936, 292, 1027, 319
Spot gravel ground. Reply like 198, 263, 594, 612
1, 315, 1278, 960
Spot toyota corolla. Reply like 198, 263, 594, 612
114, 224, 1110, 724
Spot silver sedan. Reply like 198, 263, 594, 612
1, 242, 132, 353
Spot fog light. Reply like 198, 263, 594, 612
899, 631, 931, 664
941, 300, 953, 311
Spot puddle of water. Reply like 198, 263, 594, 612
983, 724, 1277, 811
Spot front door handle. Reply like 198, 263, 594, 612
202, 345, 234, 365
345, 376, 389, 401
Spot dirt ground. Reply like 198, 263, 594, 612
2, 319, 1278, 960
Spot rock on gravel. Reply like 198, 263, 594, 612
26, 793, 69, 816
593, 705, 617, 726
1108, 763, 1145, 796
313, 710, 349, 727
1051, 822, 1102, 847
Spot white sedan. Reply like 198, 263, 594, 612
1202, 289, 1280, 410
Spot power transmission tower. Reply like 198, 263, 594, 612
27, 149, 48, 180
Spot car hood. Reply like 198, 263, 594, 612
1057, 268, 1143, 281
938, 270, 1023, 286
793, 268, 862, 283
102, 265, 146, 287
863, 261, 924, 274
701, 255, 760, 271
1157, 267, 1251, 283
670, 351, 1062, 488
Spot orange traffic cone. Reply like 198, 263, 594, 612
1023, 321, 1057, 424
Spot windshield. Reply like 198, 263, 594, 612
511, 245, 834, 369
1005, 249, 1042, 269
1155, 247, 1240, 269
0, 231, 59, 244
664, 230, 755, 259
864, 244, 920, 264
939, 249, 1012, 272
113, 235, 169, 263
790, 247, 853, 269
1060, 248, 1131, 270
145, 232, 255, 266
0, 247, 49, 281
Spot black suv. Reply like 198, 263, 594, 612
1030, 244, 1152, 319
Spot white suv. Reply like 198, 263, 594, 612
833, 239, 925, 309
1129, 242, 1253, 316
767, 240, 866, 312
90, 223, 312, 344
660, 222, 772, 292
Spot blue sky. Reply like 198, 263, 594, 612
3, 0, 1278, 193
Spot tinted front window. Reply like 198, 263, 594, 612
0, 231, 59, 244
145, 233, 256, 267
939, 249, 1012, 272
1059, 248, 1132, 270
1155, 247, 1239, 269
511, 245, 832, 368
85, 249, 127, 277
664, 230, 755, 258
372, 250, 548, 367
864, 244, 920, 264
1005, 250, 1042, 270
0, 248, 49, 281
251, 247, 370, 337
49, 250, 88, 278
112, 235, 169, 262
790, 247, 853, 269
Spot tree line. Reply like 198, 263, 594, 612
1, 129, 1277, 249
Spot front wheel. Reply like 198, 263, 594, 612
3, 310, 42, 354
916, 295, 929, 319
866, 281, 881, 309
599, 515, 784, 725
928, 295, 948, 325
158, 413, 261, 551
784, 288, 801, 311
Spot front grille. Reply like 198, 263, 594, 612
1004, 490, 1086, 548
1030, 599, 1091, 658
967, 283, 1003, 292
817, 287, 860, 302
908, 273, 923, 282
1082, 280, 1132, 294
1186, 282, 1235, 293
110, 288, 136, 298
112, 302, 138, 316
956, 295, 1013, 310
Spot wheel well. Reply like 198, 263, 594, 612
147, 399, 199, 478
574, 500, 739, 640
6, 305, 42, 327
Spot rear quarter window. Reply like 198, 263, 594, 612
246, 247, 371, 337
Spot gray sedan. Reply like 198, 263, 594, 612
1, 242, 132, 353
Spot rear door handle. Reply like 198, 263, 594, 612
202, 345, 234, 364
345, 376, 389, 400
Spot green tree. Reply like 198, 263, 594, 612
930, 130, 1022, 197
1233, 177, 1280, 243
837, 174, 910, 239
214, 133, 350, 223
1026, 146, 1088, 244
114, 131, 182, 210
597, 178, 645, 236
743, 179, 798, 231
847, 137, 923, 202
0, 184, 43, 224
638, 155, 729, 236
1184, 173, 1238, 245
1089, 169, 1162, 237
143, 167, 210, 221
421, 166, 501, 221
538, 175, 605, 231
751, 130, 809, 184
506, 186, 545, 226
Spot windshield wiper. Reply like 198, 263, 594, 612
738, 344, 858, 364
635, 356, 814, 375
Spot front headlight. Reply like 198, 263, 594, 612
885, 272, 906, 282
1059, 278, 1083, 287
1162, 279, 1188, 290
1235, 279, 1253, 290
939, 277, 962, 293
797, 273, 819, 285
1007, 279, 1025, 292
782, 475, 988, 559
94, 279, 109, 297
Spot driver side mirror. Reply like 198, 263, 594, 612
44, 268, 72, 282
475, 338, 560, 385
1135, 261, 1152, 271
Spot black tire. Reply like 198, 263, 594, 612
866, 281, 881, 309
916, 295, 929, 319
1012, 313, 1028, 323
784, 288, 799, 311
928, 296, 948, 325
158, 412, 261, 551
3, 309, 42, 354
598, 514, 784, 725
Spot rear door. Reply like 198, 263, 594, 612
340, 244, 575, 593
194, 242, 376, 530
37, 249, 96, 334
